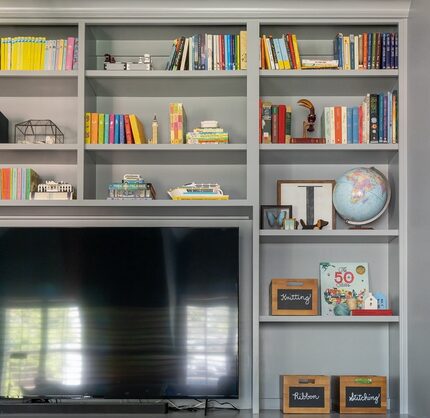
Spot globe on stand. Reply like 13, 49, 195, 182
333, 167, 391, 229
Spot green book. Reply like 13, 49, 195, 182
104, 113, 109, 144
98, 113, 105, 144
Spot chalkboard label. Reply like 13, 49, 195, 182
278, 289, 313, 310
289, 387, 325, 408
345, 387, 381, 408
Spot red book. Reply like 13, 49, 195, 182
351, 309, 393, 316
290, 138, 326, 144
334, 106, 342, 144
278, 104, 286, 144
358, 105, 363, 143
124, 114, 133, 144
259, 99, 262, 143
109, 114, 115, 144
363, 33, 368, 69
287, 34, 297, 69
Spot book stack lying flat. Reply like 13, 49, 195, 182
0, 168, 39, 200
0, 36, 78, 70
321, 90, 398, 144
259, 101, 292, 143
167, 183, 229, 200
335, 32, 398, 70
85, 113, 146, 145
166, 31, 247, 71
260, 33, 301, 70
186, 121, 229, 144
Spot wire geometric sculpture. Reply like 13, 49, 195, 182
14, 120, 64, 144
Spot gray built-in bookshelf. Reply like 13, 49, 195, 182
0, 2, 409, 415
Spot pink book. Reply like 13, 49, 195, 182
109, 114, 115, 144
358, 105, 363, 144
17, 168, 22, 200
66, 37, 75, 70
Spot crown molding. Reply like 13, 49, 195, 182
0, 0, 411, 21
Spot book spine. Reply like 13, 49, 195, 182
84, 112, 91, 144
369, 94, 379, 143
291, 34, 301, 69
119, 115, 125, 144
285, 106, 292, 143
273, 38, 284, 69
240, 30, 247, 70
388, 91, 393, 143
261, 102, 272, 143
378, 94, 384, 142
349, 34, 354, 70
367, 33, 372, 70
280, 35, 290, 69
124, 114, 133, 144
394, 32, 399, 69
72, 38, 79, 70
165, 39, 177, 70
381, 33, 386, 69
104, 113, 109, 144
259, 99, 262, 143
271, 105, 279, 143
343, 36, 350, 70
383, 94, 388, 143
114, 114, 120, 144
98, 113, 104, 144
358, 105, 363, 144
278, 104, 286, 144
390, 33, 395, 70
352, 107, 359, 144
334, 106, 342, 144
90, 113, 98, 144
386, 33, 391, 69
341, 106, 347, 144
347, 107, 353, 144
109, 114, 115, 144
371, 32, 377, 69
287, 34, 297, 69
358, 34, 363, 68
337, 33, 343, 69
269, 36, 278, 70
376, 32, 381, 69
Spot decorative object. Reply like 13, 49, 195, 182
270, 278, 318, 316
260, 205, 293, 229
167, 183, 229, 200
283, 217, 298, 230
0, 112, 9, 143
364, 292, 378, 309
292, 98, 325, 142
108, 174, 156, 200
337, 376, 387, 414
320, 262, 369, 316
333, 167, 391, 228
31, 180, 75, 200
186, 120, 229, 144
282, 375, 330, 414
103, 53, 126, 70
169, 103, 185, 144
126, 54, 152, 71
374, 292, 388, 309
14, 120, 64, 144
277, 180, 336, 230
149, 114, 158, 144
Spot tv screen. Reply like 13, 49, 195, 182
0, 227, 239, 400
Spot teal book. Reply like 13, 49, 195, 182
320, 262, 369, 316
114, 114, 120, 144
347, 107, 353, 144
352, 107, 359, 144
104, 113, 109, 144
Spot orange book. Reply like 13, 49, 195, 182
2, 168, 10, 200
129, 114, 146, 144
260, 37, 265, 69
90, 113, 98, 144
334, 106, 342, 144
124, 115, 133, 144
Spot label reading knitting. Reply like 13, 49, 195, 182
345, 387, 381, 408
289, 387, 325, 408
277, 289, 313, 310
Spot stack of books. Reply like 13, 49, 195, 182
186, 121, 229, 144
259, 101, 292, 143
169, 103, 185, 144
0, 168, 40, 200
335, 32, 398, 70
0, 36, 78, 71
260, 34, 301, 70
321, 91, 398, 144
85, 113, 146, 145
165, 32, 247, 71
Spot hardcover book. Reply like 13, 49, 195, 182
320, 262, 369, 316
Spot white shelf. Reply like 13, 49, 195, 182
0, 71, 78, 77
260, 315, 400, 323
86, 70, 246, 78
85, 143, 247, 164
0, 144, 78, 151
260, 69, 399, 77
260, 143, 399, 164
260, 229, 399, 243
0, 144, 78, 164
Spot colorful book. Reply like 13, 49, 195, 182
84, 112, 91, 144
109, 114, 115, 144
90, 113, 98, 144
104, 113, 109, 144
98, 113, 104, 144
129, 114, 146, 144
119, 114, 125, 144
124, 114, 133, 144
114, 114, 120, 144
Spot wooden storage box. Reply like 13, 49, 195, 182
339, 375, 387, 414
270, 278, 318, 315
282, 375, 330, 413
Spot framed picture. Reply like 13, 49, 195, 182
260, 205, 293, 229
277, 180, 336, 229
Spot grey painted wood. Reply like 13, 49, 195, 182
260, 315, 400, 322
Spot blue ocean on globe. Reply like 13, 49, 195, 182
333, 167, 389, 224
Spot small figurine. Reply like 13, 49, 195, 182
364, 292, 378, 310
104, 53, 116, 63
150, 114, 158, 144
297, 98, 317, 138
374, 292, 388, 309
299, 218, 329, 230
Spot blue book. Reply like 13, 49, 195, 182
390, 33, 395, 70
394, 32, 398, 69
119, 115, 125, 144
352, 107, 359, 144
386, 33, 391, 69
224, 35, 229, 70
114, 114, 120, 144
279, 36, 290, 68
381, 33, 386, 69
378, 94, 384, 142
104, 113, 109, 144
274, 38, 283, 69
228, 34, 233, 70
367, 33, 372, 69
347, 107, 353, 144
338, 34, 343, 69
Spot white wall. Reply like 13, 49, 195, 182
408, 0, 430, 416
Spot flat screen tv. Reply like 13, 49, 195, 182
0, 227, 239, 400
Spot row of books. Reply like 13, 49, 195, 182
259, 101, 292, 143
0, 37, 78, 71
85, 113, 146, 145
321, 91, 398, 144
335, 32, 399, 70
260, 34, 302, 70
165, 32, 247, 71
0, 168, 39, 200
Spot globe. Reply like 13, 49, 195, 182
333, 167, 391, 226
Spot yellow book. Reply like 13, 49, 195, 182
23, 36, 29, 70
239, 30, 247, 70
33, 37, 40, 70
262, 35, 271, 69
98, 113, 104, 144
1, 38, 5, 70
84, 112, 91, 144
343, 36, 350, 70
29, 37, 35, 70
6, 37, 11, 70
129, 114, 146, 144
291, 34, 301, 69
56, 39, 63, 70
19, 36, 24, 70
11, 37, 17, 70
40, 37, 46, 70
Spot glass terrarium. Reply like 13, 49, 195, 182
14, 120, 64, 144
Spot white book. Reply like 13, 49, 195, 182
354, 35, 359, 70
329, 107, 335, 144
188, 36, 193, 71
266, 38, 275, 70
341, 106, 347, 144
216, 34, 220, 70
180, 38, 189, 71
214, 34, 218, 70
207, 34, 213, 71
